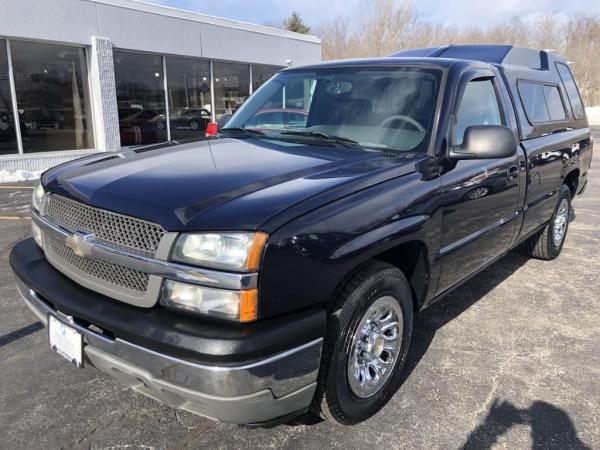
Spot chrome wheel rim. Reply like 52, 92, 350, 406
553, 198, 569, 247
347, 296, 403, 398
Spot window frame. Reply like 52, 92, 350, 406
164, 54, 212, 142
517, 79, 568, 126
7, 38, 96, 154
113, 48, 169, 147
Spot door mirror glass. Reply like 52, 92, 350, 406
449, 125, 517, 160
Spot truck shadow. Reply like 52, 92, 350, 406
463, 398, 591, 449
399, 248, 531, 386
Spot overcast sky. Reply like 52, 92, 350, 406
143, 0, 600, 28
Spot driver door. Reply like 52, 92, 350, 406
437, 73, 522, 294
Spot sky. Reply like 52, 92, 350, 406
142, 0, 600, 29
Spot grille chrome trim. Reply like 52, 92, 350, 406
47, 234, 150, 292
33, 211, 258, 291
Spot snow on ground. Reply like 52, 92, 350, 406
586, 106, 600, 125
0, 169, 43, 183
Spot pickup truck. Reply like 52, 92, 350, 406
10, 45, 593, 426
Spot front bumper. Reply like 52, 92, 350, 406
11, 239, 324, 424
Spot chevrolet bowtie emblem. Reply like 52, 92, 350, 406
64, 232, 95, 257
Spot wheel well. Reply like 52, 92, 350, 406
374, 240, 429, 310
564, 169, 580, 197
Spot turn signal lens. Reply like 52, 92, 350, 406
239, 288, 258, 322
245, 232, 268, 271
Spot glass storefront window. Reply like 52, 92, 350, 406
252, 64, 281, 92
213, 62, 250, 123
0, 40, 18, 155
165, 56, 211, 141
114, 51, 167, 146
10, 40, 93, 153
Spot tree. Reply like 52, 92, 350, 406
315, 1, 600, 105
284, 11, 311, 34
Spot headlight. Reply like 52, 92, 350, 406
31, 180, 45, 212
172, 232, 268, 272
161, 280, 258, 322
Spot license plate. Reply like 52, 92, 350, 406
48, 314, 83, 367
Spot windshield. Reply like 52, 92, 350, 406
224, 66, 442, 153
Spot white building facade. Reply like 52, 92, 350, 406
0, 0, 321, 179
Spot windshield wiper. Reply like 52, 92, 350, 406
220, 127, 266, 137
278, 130, 359, 146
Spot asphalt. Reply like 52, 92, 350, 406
1, 132, 599, 450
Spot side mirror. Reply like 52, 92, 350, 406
449, 125, 517, 160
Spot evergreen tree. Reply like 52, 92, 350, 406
283, 11, 311, 34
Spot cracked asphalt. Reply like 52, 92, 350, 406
1, 131, 599, 449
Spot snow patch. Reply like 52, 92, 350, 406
0, 169, 43, 183
586, 106, 600, 126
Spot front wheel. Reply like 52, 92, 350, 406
525, 185, 571, 260
311, 261, 413, 425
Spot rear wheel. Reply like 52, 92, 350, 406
525, 185, 571, 260
311, 261, 413, 425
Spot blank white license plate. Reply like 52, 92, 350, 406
48, 314, 83, 367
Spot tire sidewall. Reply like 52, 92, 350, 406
327, 268, 413, 423
548, 187, 571, 257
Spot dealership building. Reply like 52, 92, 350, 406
0, 0, 321, 179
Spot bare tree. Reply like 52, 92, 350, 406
317, 17, 353, 60
315, 3, 600, 105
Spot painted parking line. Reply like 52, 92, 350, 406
0, 186, 34, 189
0, 216, 30, 220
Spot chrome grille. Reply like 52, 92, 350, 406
47, 234, 149, 292
45, 195, 165, 254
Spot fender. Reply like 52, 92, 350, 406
258, 160, 444, 318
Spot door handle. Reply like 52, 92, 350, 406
507, 165, 520, 180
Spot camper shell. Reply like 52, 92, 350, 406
391, 45, 589, 140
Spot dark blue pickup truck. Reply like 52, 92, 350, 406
10, 45, 592, 425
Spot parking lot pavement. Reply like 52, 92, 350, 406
1, 132, 599, 450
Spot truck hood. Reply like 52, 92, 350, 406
43, 138, 419, 231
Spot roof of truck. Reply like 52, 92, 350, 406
284, 57, 482, 71
390, 45, 568, 70
286, 45, 568, 73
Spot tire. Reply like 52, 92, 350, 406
311, 260, 413, 425
525, 185, 571, 260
